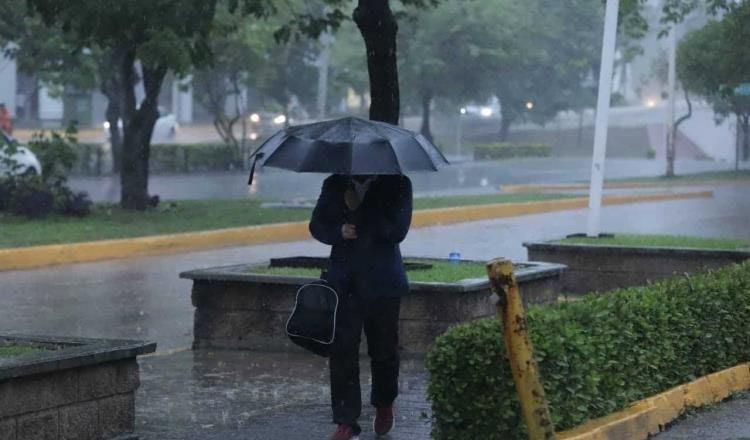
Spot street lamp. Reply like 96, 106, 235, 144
525, 101, 534, 110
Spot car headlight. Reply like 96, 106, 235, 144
103, 121, 111, 130
273, 115, 286, 125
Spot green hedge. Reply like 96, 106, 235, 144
72, 142, 244, 174
72, 143, 106, 175
473, 142, 552, 160
149, 142, 240, 173
426, 261, 750, 439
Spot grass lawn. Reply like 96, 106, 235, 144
250, 259, 489, 283
0, 193, 572, 248
0, 344, 43, 358
607, 169, 750, 184
557, 234, 750, 250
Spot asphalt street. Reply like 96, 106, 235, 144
69, 158, 736, 202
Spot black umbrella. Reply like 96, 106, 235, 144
247, 117, 449, 184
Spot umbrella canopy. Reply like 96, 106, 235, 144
254, 116, 449, 175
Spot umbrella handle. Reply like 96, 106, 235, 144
247, 152, 265, 186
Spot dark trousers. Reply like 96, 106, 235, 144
330, 292, 401, 433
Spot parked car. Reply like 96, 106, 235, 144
0, 130, 42, 176
102, 107, 179, 143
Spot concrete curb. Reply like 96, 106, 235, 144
558, 363, 750, 439
501, 179, 750, 193
0, 190, 712, 271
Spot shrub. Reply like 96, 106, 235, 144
0, 124, 92, 218
473, 142, 552, 160
426, 262, 750, 439
28, 124, 78, 186
8, 176, 55, 218
52, 185, 92, 217
150, 142, 240, 173
71, 143, 107, 175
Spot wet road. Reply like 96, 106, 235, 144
69, 158, 735, 202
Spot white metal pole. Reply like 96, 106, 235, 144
586, 0, 620, 237
666, 26, 677, 176
457, 111, 463, 158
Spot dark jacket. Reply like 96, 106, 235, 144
309, 174, 413, 298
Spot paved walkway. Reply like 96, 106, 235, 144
2, 185, 750, 438
137, 351, 431, 439
654, 393, 750, 440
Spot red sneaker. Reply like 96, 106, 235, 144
373, 405, 395, 436
330, 424, 358, 440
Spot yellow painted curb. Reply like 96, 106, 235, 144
0, 190, 712, 271
502, 179, 750, 193
557, 363, 750, 440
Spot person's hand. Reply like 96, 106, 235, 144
341, 223, 358, 240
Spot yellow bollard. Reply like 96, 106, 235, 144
487, 258, 556, 440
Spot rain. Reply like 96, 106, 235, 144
0, 0, 749, 439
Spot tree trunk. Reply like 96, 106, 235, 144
742, 114, 749, 162
667, 89, 693, 178
353, 0, 399, 124
105, 99, 122, 174
419, 91, 433, 142
100, 48, 126, 174
119, 49, 166, 210
499, 102, 513, 141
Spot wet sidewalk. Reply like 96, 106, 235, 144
136, 350, 431, 440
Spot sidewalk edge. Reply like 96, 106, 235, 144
557, 363, 750, 440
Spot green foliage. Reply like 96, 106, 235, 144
677, 2, 750, 121
0, 124, 91, 219
149, 143, 244, 173
27, 124, 78, 186
427, 261, 750, 439
0, 344, 43, 358
473, 142, 552, 160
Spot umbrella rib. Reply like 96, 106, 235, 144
386, 140, 405, 174
258, 133, 290, 166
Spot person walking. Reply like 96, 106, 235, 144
0, 103, 13, 135
309, 173, 413, 440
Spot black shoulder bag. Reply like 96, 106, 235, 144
286, 279, 339, 357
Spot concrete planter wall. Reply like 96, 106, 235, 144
0, 335, 155, 440
524, 241, 750, 294
180, 258, 566, 356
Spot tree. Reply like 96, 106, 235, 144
192, 8, 274, 164
26, 0, 273, 210
480, 0, 605, 140
0, 1, 99, 123
677, 1, 750, 169
329, 21, 369, 116
279, 0, 438, 125
397, 1, 495, 141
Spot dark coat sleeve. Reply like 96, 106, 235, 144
376, 176, 413, 244
309, 176, 344, 246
